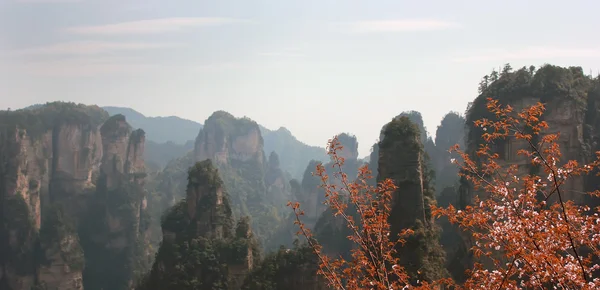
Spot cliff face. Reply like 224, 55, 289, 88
464, 65, 593, 204
195, 111, 264, 167
137, 160, 258, 290
264, 151, 291, 217
377, 116, 447, 283
455, 65, 599, 278
0, 103, 108, 290
0, 104, 148, 290
193, 111, 279, 243
313, 133, 363, 258
81, 114, 147, 290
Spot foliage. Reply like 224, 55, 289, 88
433, 98, 600, 289
1, 194, 36, 275
289, 93, 600, 289
0, 102, 108, 139
241, 244, 323, 290
466, 64, 591, 157
288, 136, 449, 289
378, 117, 448, 283
79, 174, 148, 290
137, 236, 231, 290
100, 114, 131, 138
137, 160, 259, 290
38, 205, 85, 271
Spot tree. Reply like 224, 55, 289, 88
289, 97, 600, 289
433, 98, 600, 289
288, 136, 449, 289
501, 63, 513, 76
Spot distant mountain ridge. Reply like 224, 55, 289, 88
102, 106, 327, 179
102, 106, 202, 144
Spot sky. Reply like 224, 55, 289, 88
1, 0, 600, 157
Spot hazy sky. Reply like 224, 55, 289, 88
2, 0, 600, 157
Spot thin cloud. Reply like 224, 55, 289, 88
344, 19, 461, 33
65, 17, 248, 35
12, 56, 243, 77
14, 56, 167, 77
14, 41, 182, 55
452, 47, 600, 63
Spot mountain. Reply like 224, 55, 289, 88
103, 106, 326, 179
102, 106, 202, 145
0, 103, 149, 290
259, 126, 327, 179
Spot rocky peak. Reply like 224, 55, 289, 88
465, 64, 592, 203
267, 151, 280, 170
99, 114, 146, 190
138, 161, 258, 290
377, 116, 447, 282
333, 133, 359, 161
185, 160, 233, 239
0, 102, 112, 290
194, 111, 265, 166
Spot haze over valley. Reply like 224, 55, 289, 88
2, 1, 600, 290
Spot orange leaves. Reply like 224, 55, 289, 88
289, 97, 600, 289
287, 134, 433, 289
433, 98, 600, 289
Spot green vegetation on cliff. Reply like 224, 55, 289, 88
1, 194, 36, 277
1, 102, 108, 139
466, 64, 591, 156
241, 244, 323, 290
378, 116, 448, 283
137, 160, 260, 290
37, 205, 85, 272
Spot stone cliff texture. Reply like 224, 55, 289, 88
184, 160, 232, 240
463, 65, 595, 205
313, 133, 363, 258
193, 111, 276, 242
194, 111, 265, 167
81, 114, 147, 290
264, 151, 291, 216
456, 64, 600, 279
0, 104, 147, 290
0, 103, 107, 290
376, 116, 447, 283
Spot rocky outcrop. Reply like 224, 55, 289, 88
137, 160, 258, 290
0, 103, 149, 290
463, 65, 593, 205
0, 102, 108, 290
377, 116, 447, 283
36, 206, 85, 290
265, 151, 291, 215
193, 111, 277, 243
185, 160, 232, 240
80, 114, 147, 290
313, 133, 364, 258
195, 111, 264, 167
100, 115, 146, 189
455, 64, 600, 279
432, 112, 465, 194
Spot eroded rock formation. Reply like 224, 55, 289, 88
0, 104, 148, 290
137, 160, 258, 290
